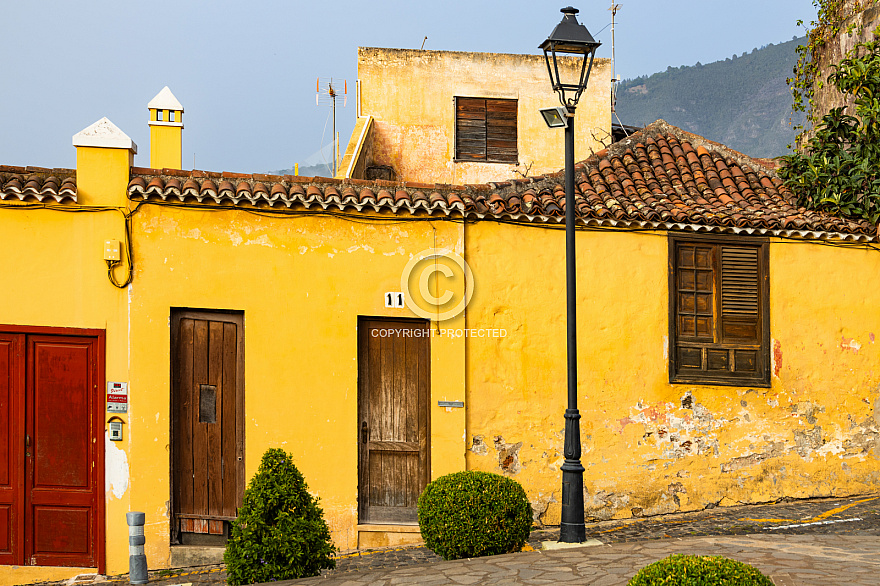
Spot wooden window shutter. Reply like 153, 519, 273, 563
455, 98, 487, 161
486, 99, 517, 163
455, 97, 517, 163
670, 237, 769, 386
720, 246, 760, 343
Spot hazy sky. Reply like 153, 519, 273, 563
1, 1, 815, 173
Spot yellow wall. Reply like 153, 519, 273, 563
463, 222, 880, 524
127, 205, 467, 563
356, 48, 611, 184
0, 205, 131, 584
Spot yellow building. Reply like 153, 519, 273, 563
338, 47, 611, 184
0, 80, 878, 585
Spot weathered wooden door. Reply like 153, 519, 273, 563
357, 318, 429, 524
0, 328, 104, 571
171, 310, 244, 541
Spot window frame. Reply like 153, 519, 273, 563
453, 96, 518, 164
667, 233, 771, 387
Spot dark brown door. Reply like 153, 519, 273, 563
0, 328, 105, 572
358, 318, 429, 524
171, 310, 244, 540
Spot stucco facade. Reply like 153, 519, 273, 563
339, 48, 611, 184
464, 222, 880, 524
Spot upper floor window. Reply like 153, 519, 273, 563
455, 97, 518, 163
669, 235, 770, 386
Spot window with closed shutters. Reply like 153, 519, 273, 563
455, 97, 517, 163
669, 236, 770, 386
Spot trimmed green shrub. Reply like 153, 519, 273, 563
417, 470, 532, 560
224, 449, 335, 585
628, 554, 773, 585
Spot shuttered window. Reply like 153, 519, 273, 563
669, 236, 770, 386
455, 97, 518, 163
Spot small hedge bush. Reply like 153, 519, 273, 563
224, 449, 335, 585
417, 470, 532, 560
628, 554, 773, 585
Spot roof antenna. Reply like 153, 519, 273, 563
609, 2, 621, 114
609, 2, 629, 137
420, 36, 428, 50
316, 78, 348, 176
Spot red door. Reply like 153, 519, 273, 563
0, 328, 104, 571
0, 334, 24, 566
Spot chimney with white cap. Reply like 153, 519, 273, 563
148, 86, 183, 169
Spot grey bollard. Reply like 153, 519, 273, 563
126, 512, 148, 585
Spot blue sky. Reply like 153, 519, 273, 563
1, 1, 815, 173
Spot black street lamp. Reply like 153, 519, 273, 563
539, 6, 601, 544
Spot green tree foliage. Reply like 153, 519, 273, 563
628, 554, 773, 585
616, 37, 805, 157
417, 471, 532, 561
224, 449, 335, 585
780, 39, 880, 223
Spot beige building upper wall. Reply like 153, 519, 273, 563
357, 47, 611, 184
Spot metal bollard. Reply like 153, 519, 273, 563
126, 512, 148, 585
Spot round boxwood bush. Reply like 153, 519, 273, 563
628, 554, 773, 585
224, 448, 335, 585
417, 470, 532, 560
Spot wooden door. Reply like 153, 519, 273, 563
0, 333, 23, 566
26, 335, 104, 569
0, 328, 104, 572
357, 318, 429, 524
171, 310, 244, 540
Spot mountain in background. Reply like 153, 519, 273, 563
616, 36, 806, 158
271, 163, 333, 177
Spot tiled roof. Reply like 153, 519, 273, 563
0, 166, 77, 203
127, 121, 875, 241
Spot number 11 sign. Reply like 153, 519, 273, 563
385, 292, 404, 308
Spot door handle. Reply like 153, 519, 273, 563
25, 434, 30, 457
361, 421, 369, 443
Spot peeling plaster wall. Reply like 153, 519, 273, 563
357, 47, 611, 184
464, 222, 880, 526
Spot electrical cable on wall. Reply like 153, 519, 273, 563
2, 193, 873, 295
0, 202, 135, 288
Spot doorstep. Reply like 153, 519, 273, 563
356, 524, 423, 549
169, 545, 225, 567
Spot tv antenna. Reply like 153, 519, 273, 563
609, 3, 621, 113
316, 78, 347, 176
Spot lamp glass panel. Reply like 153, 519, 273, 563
555, 52, 588, 89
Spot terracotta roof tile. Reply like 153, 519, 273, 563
0, 165, 77, 202
125, 121, 876, 241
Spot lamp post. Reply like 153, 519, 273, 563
539, 6, 601, 544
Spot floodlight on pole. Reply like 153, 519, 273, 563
539, 106, 570, 128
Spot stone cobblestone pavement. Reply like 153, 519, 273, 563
34, 493, 880, 586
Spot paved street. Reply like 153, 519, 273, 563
283, 534, 880, 586
38, 493, 880, 586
